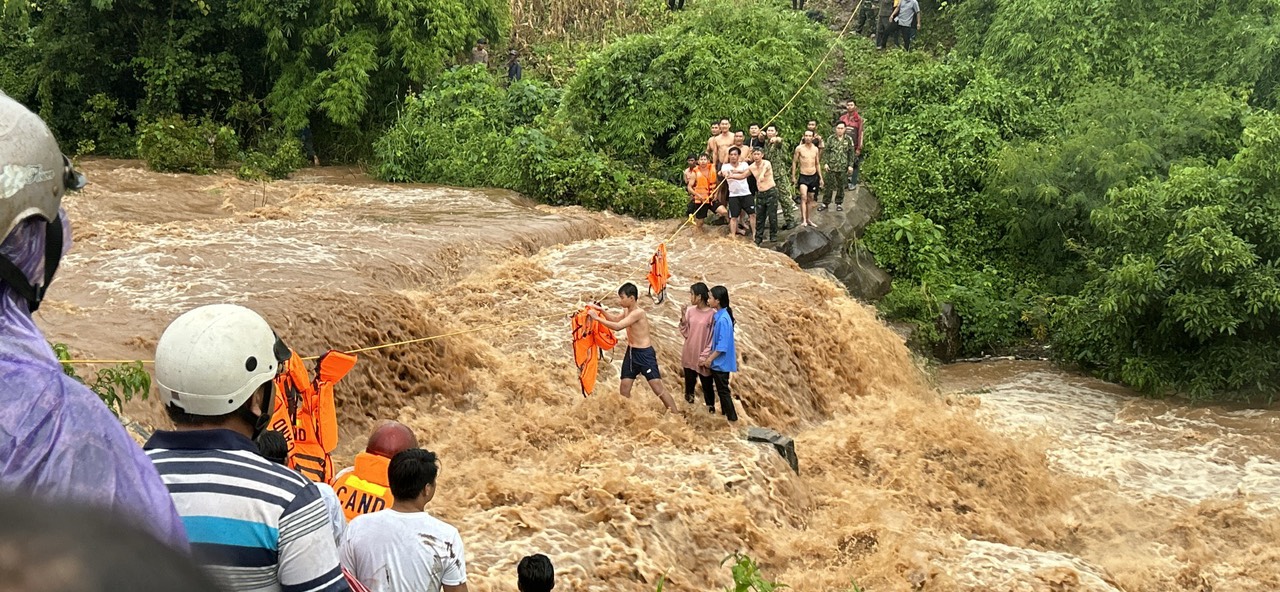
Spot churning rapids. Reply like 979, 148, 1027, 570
38, 160, 1280, 591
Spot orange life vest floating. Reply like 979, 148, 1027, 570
571, 307, 618, 397
648, 243, 671, 304
270, 349, 357, 483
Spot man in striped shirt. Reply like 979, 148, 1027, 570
145, 304, 351, 592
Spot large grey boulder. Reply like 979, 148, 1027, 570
780, 226, 833, 266
776, 185, 891, 301
746, 427, 799, 474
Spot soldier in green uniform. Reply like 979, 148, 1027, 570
822, 122, 856, 212
855, 0, 879, 37
762, 124, 797, 229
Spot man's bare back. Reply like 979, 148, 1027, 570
794, 144, 820, 175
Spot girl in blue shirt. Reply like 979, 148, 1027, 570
699, 285, 739, 422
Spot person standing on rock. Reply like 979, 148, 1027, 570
876, 0, 898, 49
0, 92, 189, 551
589, 283, 680, 414
685, 153, 717, 230
706, 121, 721, 161
679, 283, 716, 405
699, 285, 739, 422
717, 147, 755, 239
764, 125, 798, 230
750, 147, 781, 244
890, 0, 921, 51
838, 100, 865, 190
792, 130, 823, 228
711, 118, 736, 168
806, 120, 826, 152
855, 0, 879, 37
822, 122, 856, 212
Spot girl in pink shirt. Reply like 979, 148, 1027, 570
679, 283, 717, 404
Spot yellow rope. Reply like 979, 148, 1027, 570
63, 309, 579, 365
63, 4, 863, 367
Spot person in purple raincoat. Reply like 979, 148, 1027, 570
0, 91, 187, 549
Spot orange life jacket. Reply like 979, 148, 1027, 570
648, 243, 671, 304
270, 349, 357, 483
571, 307, 618, 396
692, 164, 715, 205
331, 452, 394, 522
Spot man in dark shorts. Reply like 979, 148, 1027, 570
588, 283, 679, 414
792, 130, 823, 227
717, 147, 755, 239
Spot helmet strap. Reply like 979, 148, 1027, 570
0, 214, 63, 313
250, 379, 275, 440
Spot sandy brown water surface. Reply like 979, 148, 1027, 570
38, 160, 1280, 591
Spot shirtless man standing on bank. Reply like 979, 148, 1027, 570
589, 283, 680, 414
792, 130, 823, 228
711, 118, 736, 167
706, 121, 721, 160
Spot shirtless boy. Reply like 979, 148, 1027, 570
792, 130, 823, 228
588, 283, 679, 413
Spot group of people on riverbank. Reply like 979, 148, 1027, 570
683, 101, 866, 242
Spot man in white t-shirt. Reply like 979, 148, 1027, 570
340, 449, 467, 592
716, 146, 754, 239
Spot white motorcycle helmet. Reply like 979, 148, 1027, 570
0, 91, 86, 312
155, 304, 289, 419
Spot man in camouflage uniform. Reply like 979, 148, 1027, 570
855, 0, 879, 37
762, 124, 797, 229
822, 122, 856, 212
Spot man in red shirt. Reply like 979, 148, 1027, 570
838, 100, 865, 190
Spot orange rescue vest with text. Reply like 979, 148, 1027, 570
331, 452, 394, 522
270, 349, 357, 483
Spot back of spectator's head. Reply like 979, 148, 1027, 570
255, 429, 289, 465
388, 448, 440, 502
0, 493, 221, 592
517, 554, 555, 592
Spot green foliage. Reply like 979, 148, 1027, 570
950, 0, 1280, 105
238, 133, 307, 181
857, 53, 1048, 353
1050, 112, 1280, 399
136, 115, 238, 174
236, 0, 509, 130
562, 0, 831, 166
375, 66, 684, 218
52, 343, 151, 418
989, 81, 1247, 288
721, 552, 786, 592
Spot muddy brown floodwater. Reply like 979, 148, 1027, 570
37, 160, 1280, 591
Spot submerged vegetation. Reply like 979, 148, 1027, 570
5, 0, 1280, 398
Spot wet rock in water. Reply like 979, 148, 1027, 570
811, 248, 892, 302
780, 226, 833, 266
777, 186, 891, 301
932, 302, 963, 362
747, 427, 799, 474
